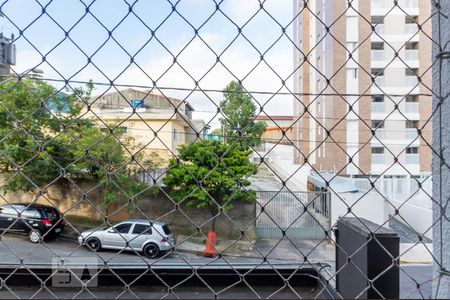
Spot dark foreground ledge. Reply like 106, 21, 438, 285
0, 263, 338, 299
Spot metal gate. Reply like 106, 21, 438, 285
256, 191, 331, 240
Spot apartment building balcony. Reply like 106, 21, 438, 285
405, 128, 418, 140
405, 76, 419, 86
406, 154, 419, 164
371, 0, 384, 9
371, 50, 385, 61
374, 24, 384, 35
374, 128, 385, 139
374, 76, 385, 86
403, 0, 418, 7
405, 50, 419, 61
405, 24, 418, 34
372, 154, 385, 165
371, 102, 385, 113
405, 102, 419, 113
401, 0, 419, 16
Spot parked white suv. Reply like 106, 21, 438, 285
78, 219, 174, 258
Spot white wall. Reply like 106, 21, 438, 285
330, 191, 389, 231
389, 199, 433, 239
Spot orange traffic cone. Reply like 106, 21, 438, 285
203, 231, 218, 257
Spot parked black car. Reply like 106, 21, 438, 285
0, 203, 65, 243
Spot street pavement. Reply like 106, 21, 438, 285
0, 234, 434, 298
0, 234, 335, 267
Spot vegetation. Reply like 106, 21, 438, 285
163, 141, 256, 231
219, 81, 266, 149
0, 78, 159, 211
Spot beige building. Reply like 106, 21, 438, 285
254, 115, 294, 144
293, 0, 432, 176
86, 88, 204, 162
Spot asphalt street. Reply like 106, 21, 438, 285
0, 232, 339, 266
0, 234, 434, 298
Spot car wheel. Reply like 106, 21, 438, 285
29, 230, 41, 243
85, 237, 102, 252
143, 243, 160, 259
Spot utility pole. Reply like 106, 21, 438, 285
432, 2, 450, 298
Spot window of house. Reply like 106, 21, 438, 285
173, 129, 178, 142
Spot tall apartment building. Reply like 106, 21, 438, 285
293, 0, 432, 177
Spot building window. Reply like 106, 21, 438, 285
348, 68, 358, 79
371, 16, 384, 25
406, 147, 419, 154
406, 68, 419, 77
406, 95, 419, 102
372, 95, 384, 102
372, 120, 385, 138
371, 42, 384, 50
406, 120, 419, 129
371, 68, 384, 77
347, 42, 357, 59
372, 95, 384, 113
372, 147, 384, 154
371, 120, 385, 129
406, 147, 420, 164
372, 147, 385, 164
173, 129, 178, 142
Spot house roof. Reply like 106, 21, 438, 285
92, 88, 195, 111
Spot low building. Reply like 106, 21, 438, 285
0, 33, 16, 76
254, 115, 294, 144
86, 88, 204, 162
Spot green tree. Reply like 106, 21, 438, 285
0, 78, 84, 191
163, 141, 256, 231
0, 78, 155, 211
69, 126, 154, 213
220, 81, 266, 149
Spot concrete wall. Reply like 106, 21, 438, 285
0, 179, 257, 240
432, 2, 450, 297
330, 190, 389, 231
389, 199, 433, 239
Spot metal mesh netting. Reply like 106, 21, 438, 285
0, 0, 447, 298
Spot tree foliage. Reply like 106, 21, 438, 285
220, 81, 266, 149
0, 78, 159, 210
163, 141, 256, 230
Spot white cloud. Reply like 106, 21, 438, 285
11, 4, 295, 125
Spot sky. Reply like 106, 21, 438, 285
0, 0, 295, 127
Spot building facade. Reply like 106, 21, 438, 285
86, 88, 205, 162
254, 115, 294, 144
0, 33, 16, 77
293, 0, 432, 176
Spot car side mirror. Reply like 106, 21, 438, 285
108, 229, 116, 233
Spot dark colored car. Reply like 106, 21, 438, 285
0, 203, 65, 243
